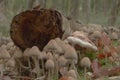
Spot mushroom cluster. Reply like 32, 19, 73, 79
1, 23, 120, 80
0, 30, 98, 80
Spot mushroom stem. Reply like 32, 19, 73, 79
52, 52, 58, 80
48, 69, 51, 80
28, 57, 31, 69
32, 56, 41, 77
41, 59, 45, 75
0, 71, 3, 76
71, 60, 81, 79
105, 54, 108, 65
55, 60, 58, 80
84, 67, 87, 80
16, 59, 30, 69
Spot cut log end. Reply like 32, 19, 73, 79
10, 9, 64, 51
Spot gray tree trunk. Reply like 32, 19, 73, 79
108, 0, 120, 26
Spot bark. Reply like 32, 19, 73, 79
10, 9, 63, 51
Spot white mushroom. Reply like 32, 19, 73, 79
13, 47, 23, 58
6, 42, 14, 50
64, 44, 78, 65
91, 31, 101, 40
1, 44, 7, 49
38, 51, 47, 74
5, 58, 15, 70
80, 57, 91, 80
80, 57, 91, 69
43, 39, 59, 51
111, 32, 118, 40
44, 39, 64, 55
55, 38, 66, 54
0, 64, 5, 76
67, 69, 77, 79
46, 52, 53, 60
63, 44, 79, 78
0, 47, 11, 59
23, 46, 41, 77
59, 76, 75, 80
58, 56, 67, 67
45, 59, 54, 80
67, 31, 98, 51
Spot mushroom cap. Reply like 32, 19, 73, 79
13, 47, 23, 58
1, 44, 7, 49
39, 51, 47, 60
67, 36, 97, 51
55, 38, 67, 54
0, 64, 5, 72
67, 69, 77, 79
91, 31, 101, 39
59, 76, 75, 80
7, 46, 16, 56
67, 31, 98, 51
6, 42, 14, 50
23, 46, 41, 57
64, 44, 77, 60
46, 52, 53, 60
80, 57, 91, 68
45, 59, 54, 69
111, 32, 118, 40
68, 77, 75, 80
0, 47, 11, 59
43, 39, 58, 51
6, 58, 15, 67
44, 39, 64, 55
58, 56, 67, 67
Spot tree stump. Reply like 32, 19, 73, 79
10, 9, 63, 51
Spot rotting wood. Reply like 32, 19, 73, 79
10, 8, 64, 51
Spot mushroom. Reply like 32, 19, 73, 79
111, 32, 118, 40
58, 56, 67, 67
12, 47, 28, 72
0, 64, 5, 76
59, 76, 75, 80
5, 58, 15, 71
44, 39, 64, 55
80, 57, 91, 80
44, 39, 65, 79
23, 46, 41, 77
90, 31, 101, 40
0, 47, 10, 76
67, 69, 77, 79
46, 52, 53, 60
6, 42, 14, 50
67, 31, 98, 51
7, 46, 16, 56
38, 51, 47, 74
59, 69, 77, 80
13, 47, 23, 58
45, 59, 54, 80
0, 47, 11, 61
64, 44, 79, 79
64, 44, 78, 66
55, 38, 66, 54
43, 39, 59, 51
1, 44, 7, 49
